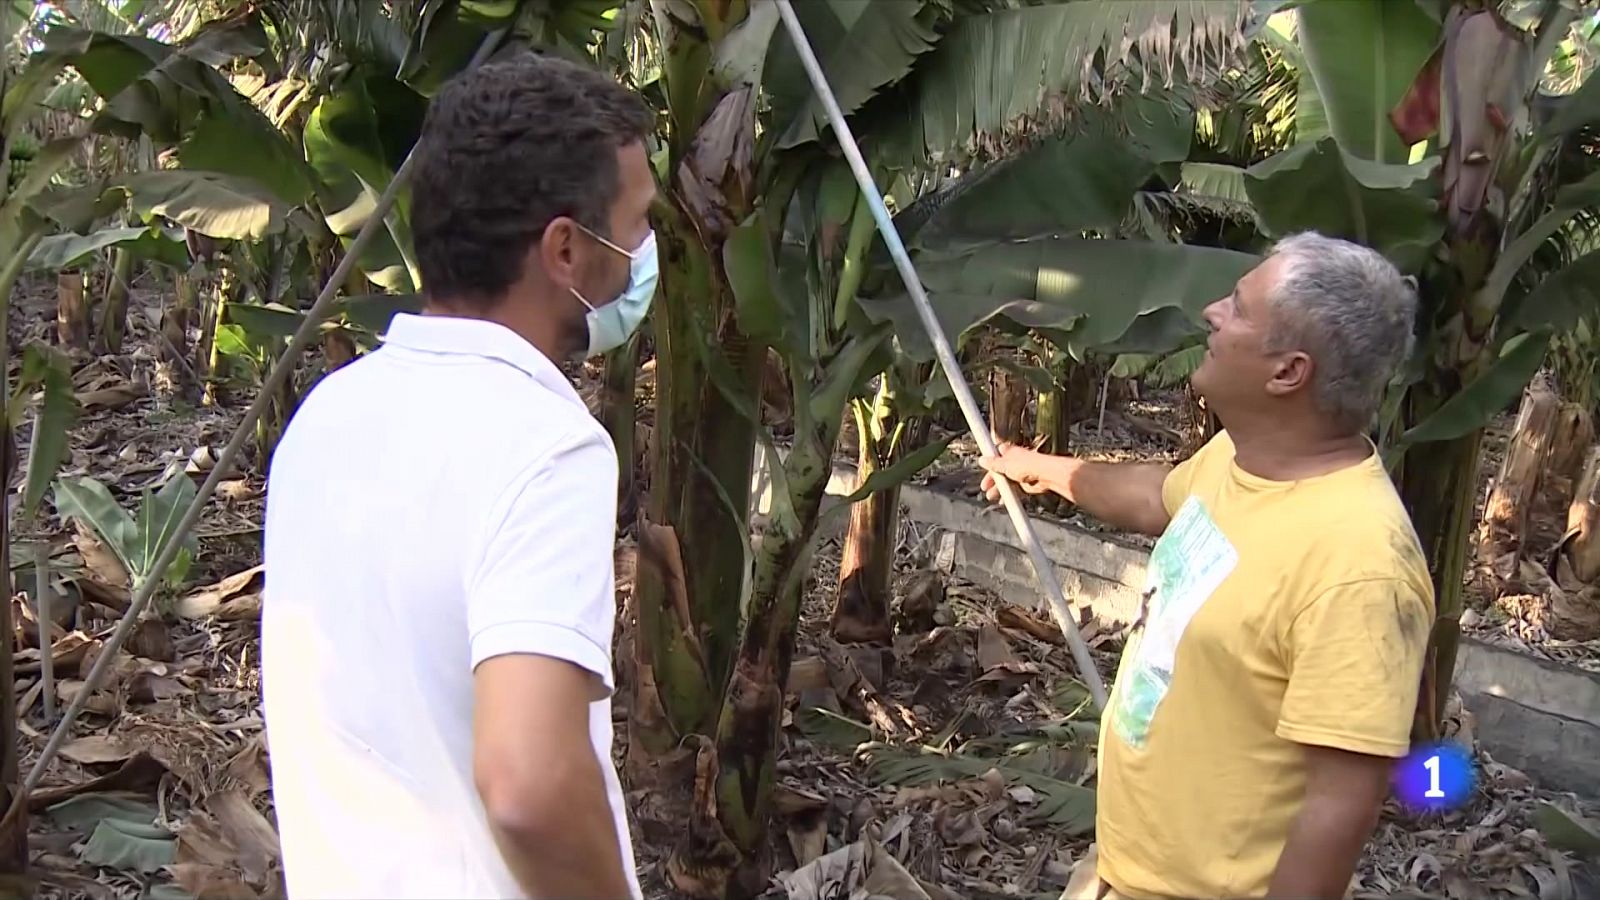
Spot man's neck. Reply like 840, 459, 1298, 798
1221, 412, 1373, 482
422, 298, 569, 364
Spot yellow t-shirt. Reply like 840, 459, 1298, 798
1095, 430, 1435, 899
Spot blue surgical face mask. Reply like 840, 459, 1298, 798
571, 226, 658, 359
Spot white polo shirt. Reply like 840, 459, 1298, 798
260, 312, 640, 899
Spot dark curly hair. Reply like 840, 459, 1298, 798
409, 51, 654, 309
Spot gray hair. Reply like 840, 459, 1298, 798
1263, 232, 1417, 433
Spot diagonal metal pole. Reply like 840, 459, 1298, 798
773, 0, 1108, 711
1, 31, 507, 830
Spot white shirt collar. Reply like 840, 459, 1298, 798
380, 312, 586, 411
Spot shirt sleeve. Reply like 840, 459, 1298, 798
1275, 578, 1434, 757
466, 428, 620, 693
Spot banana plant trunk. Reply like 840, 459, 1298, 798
1037, 358, 1094, 516
0, 21, 31, 873
0, 233, 34, 875
0, 507, 19, 877
833, 380, 932, 646
96, 247, 133, 354
989, 350, 1030, 445
654, 316, 782, 899
629, 0, 763, 766
600, 332, 642, 529
1549, 406, 1594, 506
164, 272, 197, 391
1040, 356, 1101, 450
1036, 384, 1074, 457
711, 428, 839, 897
200, 267, 236, 407
56, 272, 88, 350
254, 336, 298, 473
833, 442, 897, 644
1475, 378, 1558, 592
633, 212, 763, 755
1397, 378, 1484, 743
1562, 446, 1600, 584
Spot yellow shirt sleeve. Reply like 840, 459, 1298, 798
1275, 578, 1433, 757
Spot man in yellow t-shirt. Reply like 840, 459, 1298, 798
981, 232, 1434, 899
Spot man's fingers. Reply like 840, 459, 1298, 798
980, 441, 1019, 467
980, 443, 1045, 504
980, 454, 1019, 477
984, 473, 1040, 503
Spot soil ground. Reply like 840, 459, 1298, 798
7, 273, 1599, 900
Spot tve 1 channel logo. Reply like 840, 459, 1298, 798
1393, 742, 1476, 812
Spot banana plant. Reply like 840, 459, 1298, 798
1, 4, 102, 868
207, 293, 426, 460
0, 0, 480, 878
1382, 0, 1600, 737
1, 0, 50, 869
1217, 0, 1600, 739
1548, 314, 1600, 416
6, 19, 324, 271
13, 345, 80, 522
1111, 342, 1209, 391
1020, 0, 1600, 739
53, 472, 200, 596
617, 1, 1259, 894
828, 49, 1259, 668
837, 93, 1260, 626
831, 354, 949, 644
855, 87, 1262, 366
54, 1, 1260, 893
0, 10, 405, 871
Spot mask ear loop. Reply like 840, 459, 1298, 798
568, 220, 625, 313
575, 221, 635, 260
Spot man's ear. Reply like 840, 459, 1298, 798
1265, 351, 1313, 397
540, 217, 580, 291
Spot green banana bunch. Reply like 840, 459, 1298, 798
6, 132, 38, 193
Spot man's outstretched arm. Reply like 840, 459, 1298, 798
474, 654, 631, 899
980, 443, 1172, 536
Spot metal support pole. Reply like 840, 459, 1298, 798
773, 0, 1108, 711
0, 31, 507, 832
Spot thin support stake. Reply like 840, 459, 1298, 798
35, 545, 53, 726
773, 0, 1107, 711
0, 32, 507, 831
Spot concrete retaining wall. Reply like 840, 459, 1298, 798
749, 445, 1600, 797
1453, 642, 1600, 796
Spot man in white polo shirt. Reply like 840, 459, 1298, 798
261, 52, 656, 898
